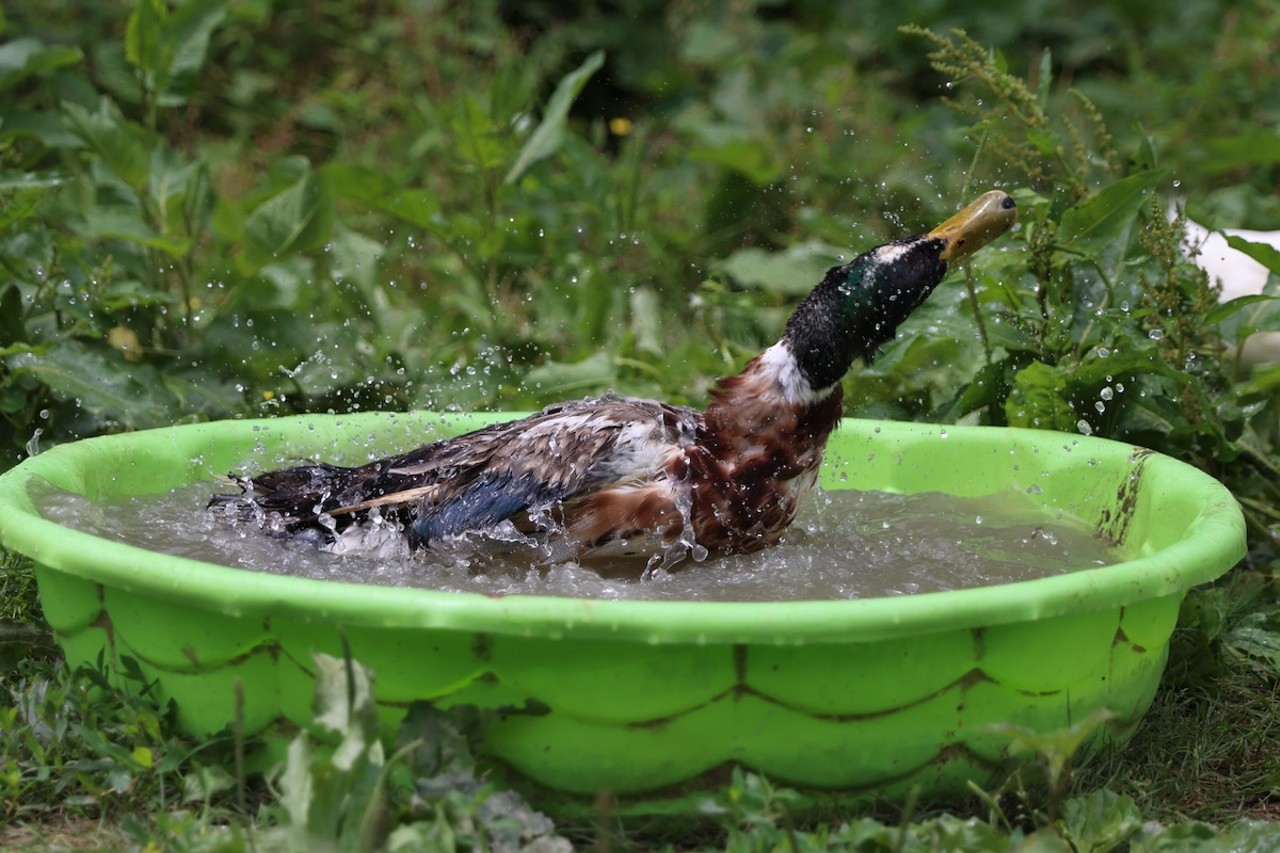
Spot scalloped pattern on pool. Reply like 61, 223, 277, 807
35, 563, 1179, 795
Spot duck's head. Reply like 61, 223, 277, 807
782, 190, 1018, 393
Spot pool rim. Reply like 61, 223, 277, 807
0, 413, 1246, 645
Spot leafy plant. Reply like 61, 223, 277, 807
867, 27, 1280, 549
250, 651, 572, 852
987, 708, 1118, 824
0, 651, 235, 827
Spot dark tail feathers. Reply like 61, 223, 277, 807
207, 462, 383, 539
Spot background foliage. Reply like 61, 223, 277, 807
2, 0, 1280, 848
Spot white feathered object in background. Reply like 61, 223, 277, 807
1178, 209, 1280, 366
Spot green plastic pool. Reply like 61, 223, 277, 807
0, 413, 1246, 799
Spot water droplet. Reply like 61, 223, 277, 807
1148, 329, 1164, 340
1076, 419, 1093, 436
1099, 387, 1114, 401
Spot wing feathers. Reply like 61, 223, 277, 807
217, 396, 698, 549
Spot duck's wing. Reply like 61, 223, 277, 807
385, 397, 697, 545
218, 396, 698, 547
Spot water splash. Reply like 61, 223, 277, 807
35, 483, 1118, 603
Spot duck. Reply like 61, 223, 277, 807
209, 191, 1017, 564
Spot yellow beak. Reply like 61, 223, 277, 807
929, 190, 1019, 262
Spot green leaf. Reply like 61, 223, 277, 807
1204, 293, 1278, 326
330, 225, 386, 305
681, 20, 740, 63
62, 99, 151, 191
988, 708, 1117, 792
1026, 128, 1059, 157
1225, 234, 1280, 276
1131, 820, 1280, 852
717, 240, 847, 295
1198, 132, 1280, 174
162, 371, 241, 417
251, 256, 317, 310
0, 187, 43, 231
1057, 170, 1165, 253
241, 170, 333, 272
160, 0, 228, 104
125, 0, 172, 83
181, 764, 235, 804
504, 49, 605, 184
1132, 120, 1158, 171
6, 342, 177, 429
1068, 345, 1184, 387
944, 359, 1009, 421
145, 146, 213, 241
689, 136, 786, 185
279, 737, 313, 829
311, 652, 378, 742
323, 163, 441, 232
524, 352, 616, 395
0, 38, 83, 92
1036, 47, 1053, 110
396, 704, 482, 784
96, 279, 177, 312
0, 169, 66, 192
1226, 612, 1280, 675
1005, 360, 1076, 431
1060, 789, 1142, 853
450, 95, 506, 171
77, 201, 192, 258
991, 46, 1009, 74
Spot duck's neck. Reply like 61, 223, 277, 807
701, 240, 950, 443
780, 243, 948, 392
703, 341, 844, 451
711, 341, 834, 409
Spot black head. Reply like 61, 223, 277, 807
782, 191, 1018, 391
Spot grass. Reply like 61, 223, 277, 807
1093, 669, 1280, 823
1071, 575, 1280, 826
2, 819, 129, 852
3, 0, 1280, 848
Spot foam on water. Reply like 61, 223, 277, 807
34, 481, 1118, 602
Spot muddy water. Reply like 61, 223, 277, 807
35, 482, 1118, 602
